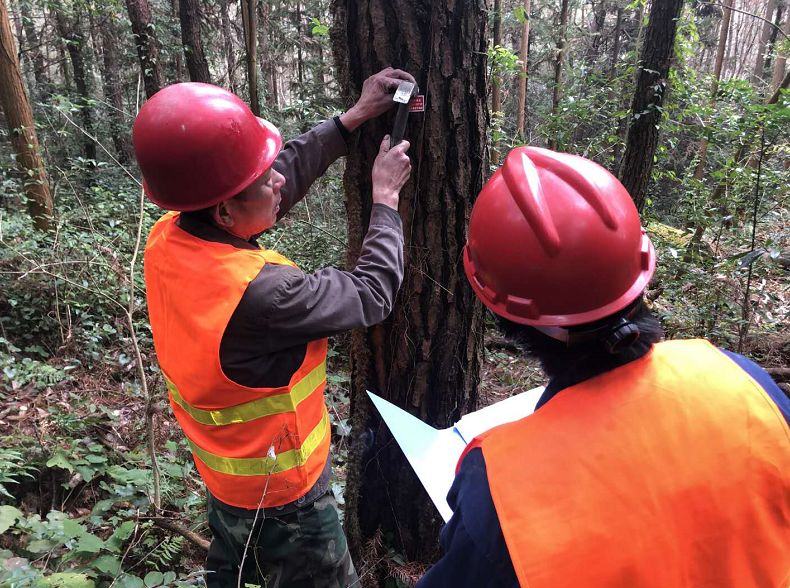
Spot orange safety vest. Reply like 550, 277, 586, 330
465, 339, 790, 588
144, 212, 331, 509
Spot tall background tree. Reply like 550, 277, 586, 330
618, 0, 685, 211
331, 0, 488, 565
0, 0, 51, 229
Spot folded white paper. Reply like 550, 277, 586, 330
367, 386, 544, 522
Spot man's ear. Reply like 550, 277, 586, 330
211, 201, 234, 229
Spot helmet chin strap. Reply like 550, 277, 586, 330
534, 303, 642, 354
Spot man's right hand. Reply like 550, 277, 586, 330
372, 135, 411, 210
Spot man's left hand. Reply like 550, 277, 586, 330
340, 68, 417, 132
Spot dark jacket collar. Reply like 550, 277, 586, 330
176, 211, 261, 251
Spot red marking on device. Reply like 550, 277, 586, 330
409, 95, 425, 112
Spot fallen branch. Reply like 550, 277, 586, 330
149, 516, 210, 551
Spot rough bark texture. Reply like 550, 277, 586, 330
178, 0, 211, 83
331, 0, 487, 567
125, 0, 164, 99
618, 0, 684, 211
0, 0, 52, 230
241, 0, 259, 115
99, 18, 132, 163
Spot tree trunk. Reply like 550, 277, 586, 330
587, 0, 606, 62
18, 2, 48, 95
770, 5, 790, 93
609, 6, 623, 80
331, 0, 486, 568
179, 0, 211, 83
333, 0, 487, 561
99, 18, 132, 163
55, 7, 97, 161
762, 3, 784, 80
258, 0, 277, 107
169, 0, 184, 81
751, 0, 777, 85
219, 0, 236, 91
693, 0, 733, 180
515, 0, 531, 139
0, 0, 52, 230
618, 0, 684, 211
241, 0, 259, 115
125, 0, 164, 98
548, 0, 569, 150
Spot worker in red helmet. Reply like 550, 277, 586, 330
417, 147, 790, 588
136, 68, 415, 587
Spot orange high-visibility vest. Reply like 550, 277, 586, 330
466, 339, 790, 588
144, 212, 331, 509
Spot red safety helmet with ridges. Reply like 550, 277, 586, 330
133, 83, 282, 211
463, 146, 655, 327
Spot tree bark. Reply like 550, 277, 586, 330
618, 0, 684, 211
693, 0, 733, 180
257, 0, 277, 106
241, 0, 259, 115
125, 0, 164, 98
331, 0, 486, 567
55, 6, 96, 161
179, 0, 211, 83
99, 17, 132, 163
548, 0, 569, 150
0, 0, 52, 230
515, 0, 531, 140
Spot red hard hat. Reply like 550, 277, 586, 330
132, 83, 282, 211
463, 147, 655, 327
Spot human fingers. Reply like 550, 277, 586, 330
378, 135, 391, 155
387, 69, 417, 86
389, 139, 411, 155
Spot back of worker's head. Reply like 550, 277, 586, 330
132, 82, 281, 211
463, 147, 661, 376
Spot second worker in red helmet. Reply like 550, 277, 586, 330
416, 147, 790, 588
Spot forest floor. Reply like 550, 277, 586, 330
2, 316, 788, 583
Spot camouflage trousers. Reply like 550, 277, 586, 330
205, 492, 358, 588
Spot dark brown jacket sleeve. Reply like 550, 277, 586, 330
273, 119, 348, 218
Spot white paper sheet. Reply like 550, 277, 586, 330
367, 386, 544, 522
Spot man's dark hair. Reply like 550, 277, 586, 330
496, 298, 664, 384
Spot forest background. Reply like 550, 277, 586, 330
0, 0, 788, 586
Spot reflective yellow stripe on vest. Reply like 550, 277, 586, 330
188, 409, 330, 476
165, 361, 326, 426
